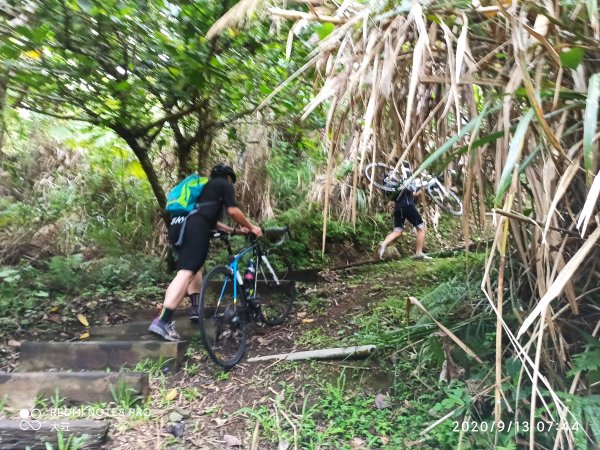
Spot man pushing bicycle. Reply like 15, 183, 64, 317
149, 164, 263, 341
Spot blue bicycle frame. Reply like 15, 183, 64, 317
221, 242, 257, 305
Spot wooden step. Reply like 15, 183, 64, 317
17, 341, 187, 372
0, 419, 108, 449
0, 372, 148, 409
90, 319, 200, 341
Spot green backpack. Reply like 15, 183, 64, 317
166, 174, 216, 246
165, 174, 209, 217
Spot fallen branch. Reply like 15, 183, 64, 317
248, 345, 376, 362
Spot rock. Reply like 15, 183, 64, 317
374, 393, 390, 409
223, 434, 242, 447
350, 437, 366, 449
175, 408, 191, 419
7, 340, 20, 348
169, 411, 184, 423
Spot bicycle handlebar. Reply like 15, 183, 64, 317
211, 224, 291, 247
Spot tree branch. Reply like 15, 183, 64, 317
208, 107, 258, 130
136, 104, 205, 136
19, 106, 102, 124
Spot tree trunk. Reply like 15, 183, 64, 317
196, 130, 214, 173
170, 120, 192, 178
112, 125, 168, 223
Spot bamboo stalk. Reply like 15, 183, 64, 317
529, 305, 548, 450
495, 212, 509, 426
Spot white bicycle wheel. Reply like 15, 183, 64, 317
364, 163, 401, 192
426, 184, 463, 216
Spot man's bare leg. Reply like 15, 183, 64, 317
415, 225, 426, 255
149, 270, 195, 341
413, 225, 431, 259
379, 229, 404, 258
164, 270, 195, 310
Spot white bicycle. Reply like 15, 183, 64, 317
364, 162, 463, 216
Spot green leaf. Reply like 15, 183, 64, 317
104, 98, 120, 110
114, 81, 130, 91
33, 291, 50, 298
495, 108, 535, 206
315, 23, 335, 40
584, 73, 600, 185
168, 67, 181, 76
0, 45, 20, 60
560, 47, 585, 70
0, 268, 20, 278
126, 161, 147, 179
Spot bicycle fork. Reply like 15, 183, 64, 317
260, 254, 280, 285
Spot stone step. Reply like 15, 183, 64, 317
90, 319, 200, 341
0, 419, 108, 449
0, 372, 148, 410
17, 341, 188, 372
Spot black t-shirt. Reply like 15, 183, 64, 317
395, 188, 415, 208
196, 177, 237, 227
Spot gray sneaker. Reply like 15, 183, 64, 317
149, 318, 181, 341
412, 253, 432, 261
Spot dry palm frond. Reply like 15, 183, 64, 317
212, 0, 600, 445
206, 0, 267, 40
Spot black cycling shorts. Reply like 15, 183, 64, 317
393, 204, 424, 231
168, 214, 212, 273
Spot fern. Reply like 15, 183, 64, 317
568, 338, 600, 376
582, 396, 600, 446
415, 278, 468, 325
558, 392, 600, 448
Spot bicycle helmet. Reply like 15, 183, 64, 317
210, 163, 237, 184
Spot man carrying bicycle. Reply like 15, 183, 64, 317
378, 166, 432, 261
149, 163, 263, 341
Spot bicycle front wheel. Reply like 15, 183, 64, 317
256, 250, 295, 325
199, 265, 249, 368
364, 163, 399, 192
426, 184, 463, 216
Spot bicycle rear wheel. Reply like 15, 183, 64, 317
256, 250, 295, 325
364, 163, 400, 192
426, 184, 463, 216
199, 265, 249, 368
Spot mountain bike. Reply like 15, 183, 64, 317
364, 162, 463, 216
198, 226, 295, 368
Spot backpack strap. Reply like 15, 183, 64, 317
173, 201, 218, 247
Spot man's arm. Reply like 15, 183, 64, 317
226, 207, 263, 237
215, 221, 249, 235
